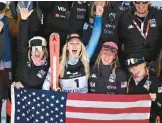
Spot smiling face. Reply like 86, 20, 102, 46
31, 46, 45, 60
100, 44, 118, 65
67, 38, 82, 58
128, 62, 147, 78
134, 1, 150, 17
101, 52, 116, 65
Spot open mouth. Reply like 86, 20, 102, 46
72, 50, 77, 54
97, 3, 102, 6
34, 54, 41, 59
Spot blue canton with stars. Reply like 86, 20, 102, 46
14, 88, 67, 123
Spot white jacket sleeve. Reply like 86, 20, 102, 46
42, 67, 51, 90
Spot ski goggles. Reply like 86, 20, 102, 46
101, 45, 117, 55
134, 1, 148, 4
31, 46, 43, 52
126, 57, 145, 67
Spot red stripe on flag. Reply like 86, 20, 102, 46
67, 93, 151, 102
66, 106, 150, 114
66, 118, 149, 123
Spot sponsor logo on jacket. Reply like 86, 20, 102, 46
158, 87, 162, 93
109, 13, 116, 20
37, 70, 46, 78
105, 24, 116, 29
107, 85, 117, 90
150, 19, 157, 27
143, 80, 152, 90
121, 81, 127, 88
157, 102, 161, 107
66, 71, 71, 75
89, 82, 95, 88
77, 8, 86, 12
89, 18, 94, 24
128, 24, 134, 29
90, 73, 97, 78
57, 6, 66, 11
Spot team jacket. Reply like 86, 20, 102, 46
15, 19, 49, 89
149, 61, 162, 113
0, 29, 5, 60
146, 61, 162, 114
127, 75, 159, 94
127, 75, 162, 121
39, 1, 88, 48
89, 64, 127, 94
119, 7, 162, 62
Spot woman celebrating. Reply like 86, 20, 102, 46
6, 7, 49, 121
126, 55, 161, 123
42, 5, 103, 93
12, 7, 49, 89
89, 42, 127, 94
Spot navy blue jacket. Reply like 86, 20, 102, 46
89, 64, 127, 94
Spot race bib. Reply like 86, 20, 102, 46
60, 76, 88, 93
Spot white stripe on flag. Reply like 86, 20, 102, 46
66, 112, 150, 120
67, 100, 151, 108
11, 85, 15, 123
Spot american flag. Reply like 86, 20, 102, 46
11, 87, 152, 123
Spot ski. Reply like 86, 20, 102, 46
49, 33, 60, 90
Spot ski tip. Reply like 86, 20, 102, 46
50, 33, 60, 42
50, 33, 60, 37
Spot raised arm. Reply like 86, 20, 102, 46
17, 7, 33, 61
86, 6, 103, 61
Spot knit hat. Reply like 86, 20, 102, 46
126, 54, 146, 67
0, 1, 6, 14
66, 33, 82, 42
29, 36, 47, 47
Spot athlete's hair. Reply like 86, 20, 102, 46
94, 51, 118, 76
156, 52, 162, 77
59, 42, 89, 78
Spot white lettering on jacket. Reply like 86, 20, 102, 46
57, 6, 66, 11
77, 8, 86, 12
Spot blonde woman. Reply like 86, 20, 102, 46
89, 42, 127, 94
126, 55, 162, 123
42, 6, 103, 93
